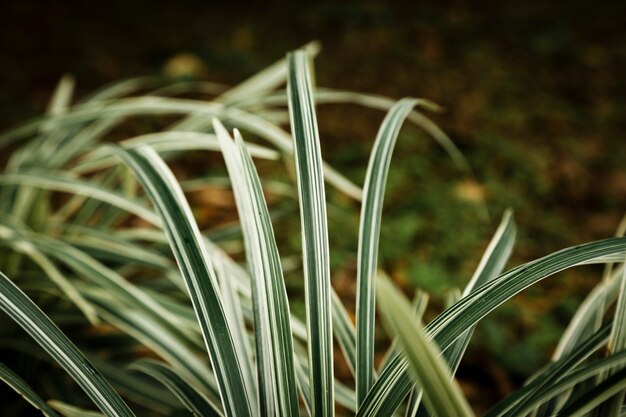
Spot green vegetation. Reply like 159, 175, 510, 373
1, 46, 626, 416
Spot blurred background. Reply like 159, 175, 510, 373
2, 0, 626, 411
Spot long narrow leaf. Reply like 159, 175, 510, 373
287, 49, 334, 417
516, 359, 626, 417
356, 98, 427, 405
1, 97, 362, 200
0, 362, 60, 417
554, 266, 623, 359
0, 172, 160, 226
216, 119, 299, 415
129, 359, 221, 417
112, 144, 253, 417
0, 272, 135, 417
595, 261, 626, 415
85, 291, 219, 400
72, 131, 277, 174
357, 237, 626, 417
540, 368, 626, 417
377, 276, 474, 417
485, 324, 611, 417
48, 401, 104, 417
216, 41, 319, 104
0, 223, 98, 324
401, 211, 515, 417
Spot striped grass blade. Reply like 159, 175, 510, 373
129, 359, 221, 417
113, 145, 253, 417
0, 271, 135, 417
215, 119, 299, 416
410, 210, 515, 417
357, 237, 626, 417
0, 362, 60, 417
287, 49, 334, 417
356, 97, 430, 405
377, 276, 475, 417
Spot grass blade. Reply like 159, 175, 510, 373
0, 272, 135, 417
510, 352, 626, 417
216, 120, 299, 415
0, 97, 363, 200
0, 362, 60, 417
435, 210, 516, 372
526, 362, 626, 417
287, 49, 334, 417
48, 401, 104, 417
217, 41, 319, 104
0, 223, 98, 324
0, 171, 160, 226
233, 88, 470, 174
112, 145, 253, 417
72, 131, 278, 174
86, 292, 218, 399
86, 356, 177, 415
129, 359, 221, 417
356, 97, 427, 405
377, 276, 475, 417
358, 237, 626, 417
554, 266, 623, 359
594, 261, 626, 415
485, 324, 611, 417
393, 211, 515, 417
331, 289, 357, 376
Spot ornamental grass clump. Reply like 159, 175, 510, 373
1, 44, 626, 417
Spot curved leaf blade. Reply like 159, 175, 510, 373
356, 97, 427, 405
129, 359, 221, 417
377, 276, 474, 417
287, 49, 334, 417
0, 272, 135, 417
112, 145, 253, 417
0, 362, 60, 417
358, 237, 626, 417
216, 120, 299, 415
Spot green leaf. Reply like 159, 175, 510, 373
0, 224, 190, 342
358, 237, 626, 417
399, 211, 515, 417
129, 359, 221, 417
112, 144, 253, 417
233, 88, 470, 174
48, 401, 104, 417
72, 131, 278, 174
376, 276, 475, 417
485, 324, 611, 417
356, 97, 428, 405
85, 291, 219, 400
215, 119, 299, 415
216, 41, 320, 104
594, 261, 626, 415
0, 171, 160, 226
0, 223, 98, 324
86, 356, 177, 415
553, 266, 623, 383
287, 49, 334, 417
331, 289, 357, 376
0, 362, 60, 417
553, 366, 626, 417
1, 96, 362, 200
0, 271, 135, 417
514, 352, 626, 417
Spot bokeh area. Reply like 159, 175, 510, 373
2, 0, 626, 411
